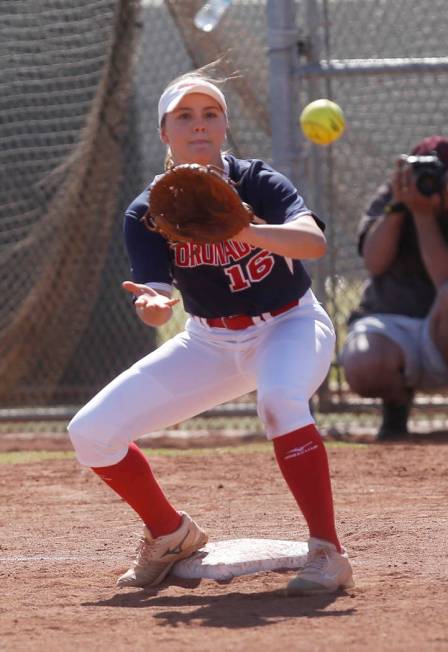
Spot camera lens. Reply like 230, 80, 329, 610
416, 173, 443, 197
406, 154, 446, 197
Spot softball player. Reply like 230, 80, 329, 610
68, 66, 354, 595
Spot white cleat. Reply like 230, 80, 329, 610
286, 537, 354, 595
117, 512, 208, 588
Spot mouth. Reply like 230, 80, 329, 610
189, 139, 210, 145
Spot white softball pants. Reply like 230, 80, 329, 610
68, 289, 335, 467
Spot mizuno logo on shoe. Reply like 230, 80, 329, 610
162, 531, 190, 557
284, 441, 318, 460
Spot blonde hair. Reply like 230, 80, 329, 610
160, 59, 239, 170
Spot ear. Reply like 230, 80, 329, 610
159, 126, 169, 145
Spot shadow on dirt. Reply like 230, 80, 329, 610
406, 430, 448, 444
82, 584, 356, 628
327, 429, 448, 446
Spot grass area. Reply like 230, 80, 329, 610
0, 441, 366, 465
0, 450, 76, 465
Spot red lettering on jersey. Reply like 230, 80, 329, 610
201, 243, 215, 264
171, 240, 253, 268
223, 240, 242, 262
175, 243, 189, 266
231, 241, 252, 258
214, 242, 228, 266
190, 243, 202, 266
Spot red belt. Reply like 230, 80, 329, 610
204, 300, 299, 330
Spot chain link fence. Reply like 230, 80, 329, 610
1, 0, 447, 434
293, 0, 448, 431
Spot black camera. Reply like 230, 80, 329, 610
401, 153, 446, 197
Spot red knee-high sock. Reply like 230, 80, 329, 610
273, 424, 341, 551
91, 443, 181, 538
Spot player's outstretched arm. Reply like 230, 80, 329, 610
233, 214, 327, 260
122, 281, 179, 327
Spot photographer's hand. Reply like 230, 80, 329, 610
392, 157, 442, 218
363, 161, 446, 277
402, 171, 448, 288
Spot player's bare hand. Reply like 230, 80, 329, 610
122, 281, 179, 326
392, 157, 442, 218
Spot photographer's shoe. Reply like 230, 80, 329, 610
377, 391, 413, 441
286, 538, 354, 595
117, 512, 208, 588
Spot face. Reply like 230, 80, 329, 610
160, 92, 227, 167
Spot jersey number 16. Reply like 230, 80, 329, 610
224, 249, 275, 292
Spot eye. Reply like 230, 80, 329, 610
205, 110, 219, 119
176, 112, 191, 120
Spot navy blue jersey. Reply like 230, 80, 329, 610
124, 155, 324, 318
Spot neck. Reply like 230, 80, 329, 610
173, 153, 226, 170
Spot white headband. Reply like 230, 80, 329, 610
158, 79, 228, 127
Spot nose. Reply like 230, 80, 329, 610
192, 118, 207, 132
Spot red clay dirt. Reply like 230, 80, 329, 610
1, 432, 447, 651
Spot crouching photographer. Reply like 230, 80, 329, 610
341, 136, 448, 440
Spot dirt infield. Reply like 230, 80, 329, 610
1, 433, 447, 651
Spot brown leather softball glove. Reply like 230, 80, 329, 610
141, 163, 253, 243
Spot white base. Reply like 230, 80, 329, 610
172, 538, 308, 580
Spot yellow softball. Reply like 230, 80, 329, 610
299, 99, 345, 145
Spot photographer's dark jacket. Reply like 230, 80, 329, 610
349, 183, 448, 323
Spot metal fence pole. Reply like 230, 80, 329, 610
303, 0, 327, 237
303, 0, 332, 408
266, 0, 304, 189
